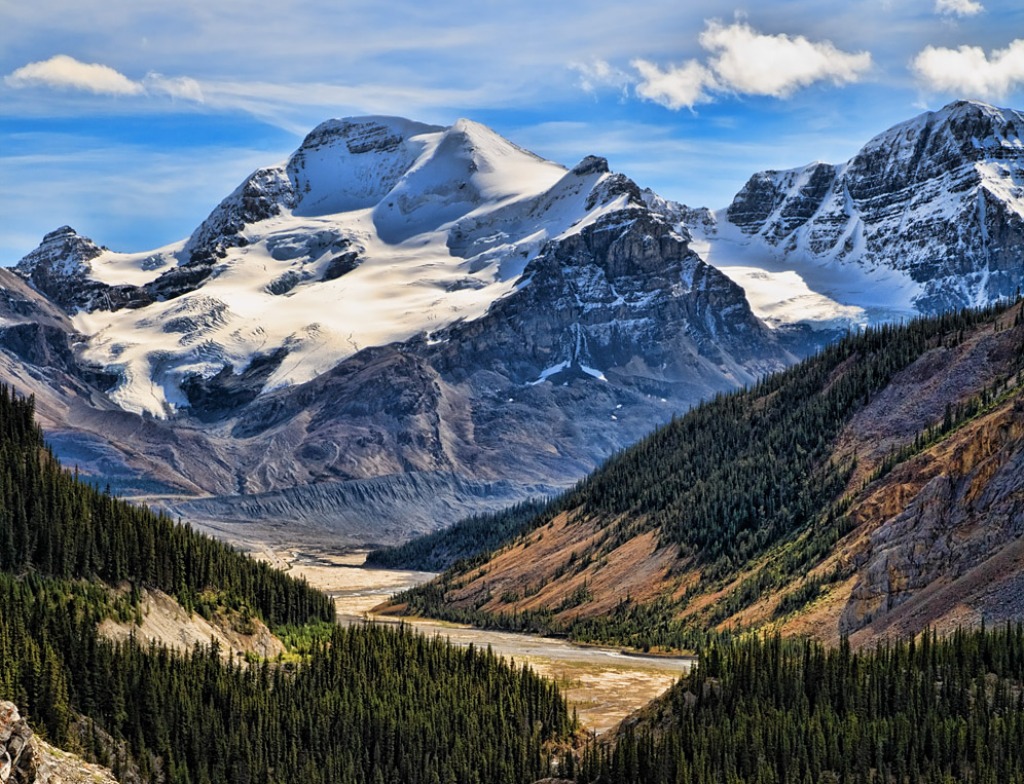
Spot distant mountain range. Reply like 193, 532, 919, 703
4, 100, 1024, 546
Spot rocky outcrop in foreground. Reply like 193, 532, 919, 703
0, 702, 118, 784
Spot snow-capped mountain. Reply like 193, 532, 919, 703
21, 118, 647, 418
6, 116, 793, 545
682, 100, 1024, 326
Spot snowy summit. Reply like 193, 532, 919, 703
18, 117, 637, 417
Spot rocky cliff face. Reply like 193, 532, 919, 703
0, 702, 34, 784
766, 306, 1024, 644
715, 100, 1024, 314
12, 227, 132, 313
838, 390, 1024, 642
0, 702, 118, 784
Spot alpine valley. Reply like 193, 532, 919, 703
5, 99, 1024, 551
7, 93, 1024, 784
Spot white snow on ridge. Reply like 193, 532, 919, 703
687, 219, 917, 331
84, 243, 182, 287
70, 117, 632, 418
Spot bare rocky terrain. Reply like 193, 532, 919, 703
97, 588, 285, 661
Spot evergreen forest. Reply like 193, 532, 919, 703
0, 387, 576, 783
581, 627, 1024, 784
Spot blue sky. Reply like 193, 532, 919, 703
3, 0, 1024, 262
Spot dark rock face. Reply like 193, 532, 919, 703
319, 250, 361, 282
431, 210, 780, 389
0, 702, 35, 784
185, 167, 296, 265
12, 226, 139, 313
571, 155, 610, 177
16, 225, 102, 278
722, 100, 1024, 312
181, 348, 289, 422
727, 171, 786, 233
0, 270, 118, 391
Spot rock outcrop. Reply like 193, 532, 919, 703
0, 702, 34, 784
840, 398, 1024, 639
0, 702, 118, 784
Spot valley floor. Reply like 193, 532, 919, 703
269, 547, 693, 734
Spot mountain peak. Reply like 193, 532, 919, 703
16, 224, 103, 279
867, 98, 1024, 154
572, 156, 610, 176
42, 224, 81, 241
298, 115, 442, 155
937, 98, 1003, 118
288, 117, 440, 216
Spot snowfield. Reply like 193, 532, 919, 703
67, 118, 633, 417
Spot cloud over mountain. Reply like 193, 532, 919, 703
592, 21, 873, 110
913, 39, 1024, 99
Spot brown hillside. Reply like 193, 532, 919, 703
383, 302, 1024, 648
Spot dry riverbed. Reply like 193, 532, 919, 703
268, 548, 692, 734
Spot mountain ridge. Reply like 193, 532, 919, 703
686, 99, 1024, 326
381, 298, 1024, 649
3, 115, 794, 544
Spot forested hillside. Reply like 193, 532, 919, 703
582, 627, 1024, 784
384, 299, 1024, 649
0, 387, 332, 627
0, 388, 576, 783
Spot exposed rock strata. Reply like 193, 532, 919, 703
719, 100, 1024, 312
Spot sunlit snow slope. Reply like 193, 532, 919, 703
33, 118, 633, 417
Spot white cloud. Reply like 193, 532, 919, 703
631, 59, 716, 109
912, 40, 1024, 100
2, 54, 490, 131
4, 55, 207, 104
144, 74, 205, 102
699, 21, 873, 98
570, 59, 633, 95
935, 0, 984, 17
5, 54, 143, 96
629, 21, 872, 110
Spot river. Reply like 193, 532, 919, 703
271, 548, 693, 734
